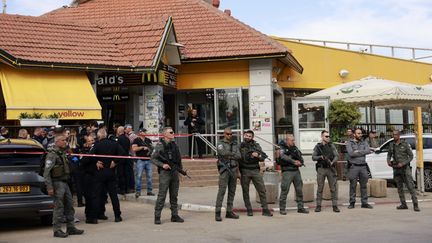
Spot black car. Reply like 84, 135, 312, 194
0, 138, 53, 225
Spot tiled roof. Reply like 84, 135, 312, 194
0, 14, 168, 70
45, 0, 293, 62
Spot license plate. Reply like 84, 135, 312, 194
0, 185, 30, 193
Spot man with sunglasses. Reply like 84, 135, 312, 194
239, 130, 273, 217
312, 130, 340, 213
215, 128, 241, 222
152, 127, 184, 224
387, 130, 420, 212
346, 128, 373, 209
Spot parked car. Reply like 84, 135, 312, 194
0, 138, 53, 225
366, 134, 432, 192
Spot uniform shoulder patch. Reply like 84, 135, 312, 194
45, 160, 53, 168
218, 144, 224, 150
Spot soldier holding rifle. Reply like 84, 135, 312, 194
214, 128, 241, 222
312, 130, 340, 213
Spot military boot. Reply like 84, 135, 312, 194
297, 208, 309, 214
314, 206, 321, 212
413, 203, 420, 212
396, 204, 408, 210
67, 227, 84, 235
53, 230, 68, 238
262, 209, 273, 217
154, 217, 161, 225
215, 212, 222, 222
246, 209, 253, 216
225, 211, 239, 219
171, 215, 184, 223
333, 206, 340, 213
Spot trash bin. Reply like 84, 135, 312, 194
256, 171, 280, 204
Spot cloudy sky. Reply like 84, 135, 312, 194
6, 0, 432, 51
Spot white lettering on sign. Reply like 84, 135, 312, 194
96, 75, 124, 86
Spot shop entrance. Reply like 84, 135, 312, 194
102, 102, 127, 133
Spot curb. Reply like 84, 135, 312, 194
122, 192, 432, 212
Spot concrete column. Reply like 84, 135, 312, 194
142, 85, 164, 134
249, 59, 275, 160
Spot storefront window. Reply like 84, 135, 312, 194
216, 89, 241, 130
242, 89, 249, 129
298, 102, 325, 129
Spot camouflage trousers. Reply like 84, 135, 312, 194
154, 170, 180, 218
394, 166, 418, 205
215, 168, 237, 213
52, 181, 75, 232
279, 170, 304, 210
240, 169, 268, 210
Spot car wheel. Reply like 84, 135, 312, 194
424, 167, 432, 192
40, 214, 53, 226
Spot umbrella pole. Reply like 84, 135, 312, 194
369, 101, 376, 130
414, 106, 425, 194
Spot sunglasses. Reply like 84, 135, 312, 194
324, 135, 330, 138
168, 131, 174, 134
225, 133, 233, 135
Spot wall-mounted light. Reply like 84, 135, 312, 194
339, 69, 349, 78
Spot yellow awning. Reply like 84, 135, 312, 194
0, 64, 101, 120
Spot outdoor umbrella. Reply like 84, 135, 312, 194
306, 76, 432, 109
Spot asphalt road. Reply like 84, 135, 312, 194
1, 200, 431, 243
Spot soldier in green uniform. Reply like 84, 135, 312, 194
277, 134, 309, 215
387, 130, 420, 212
152, 127, 184, 224
312, 130, 340, 213
43, 135, 84, 238
215, 128, 241, 221
239, 130, 273, 217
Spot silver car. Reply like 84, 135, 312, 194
0, 138, 53, 225
366, 134, 432, 192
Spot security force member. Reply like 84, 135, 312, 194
312, 130, 340, 213
239, 130, 273, 217
215, 128, 241, 221
277, 134, 309, 214
44, 135, 84, 238
346, 128, 373, 209
152, 127, 184, 224
387, 130, 420, 212
92, 128, 125, 223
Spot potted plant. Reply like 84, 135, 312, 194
19, 112, 59, 126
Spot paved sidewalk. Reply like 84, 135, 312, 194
124, 178, 431, 213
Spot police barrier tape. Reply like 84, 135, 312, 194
0, 151, 151, 160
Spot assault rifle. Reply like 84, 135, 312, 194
158, 153, 191, 179
217, 155, 234, 177
316, 145, 336, 173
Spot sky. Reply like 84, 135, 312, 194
5, 0, 432, 58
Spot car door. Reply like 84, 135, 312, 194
366, 138, 393, 179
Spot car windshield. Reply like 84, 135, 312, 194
0, 148, 45, 166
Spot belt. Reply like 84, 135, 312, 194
352, 163, 368, 167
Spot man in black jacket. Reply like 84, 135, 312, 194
115, 126, 131, 195
92, 128, 125, 223
79, 135, 98, 224
184, 108, 205, 158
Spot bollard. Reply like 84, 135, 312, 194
302, 181, 315, 202
369, 178, 387, 197
256, 171, 279, 204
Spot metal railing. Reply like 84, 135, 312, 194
278, 37, 432, 62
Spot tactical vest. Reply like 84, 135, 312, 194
50, 150, 71, 181
240, 142, 260, 170
316, 143, 335, 167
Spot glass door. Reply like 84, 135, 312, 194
292, 97, 329, 153
214, 88, 244, 144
